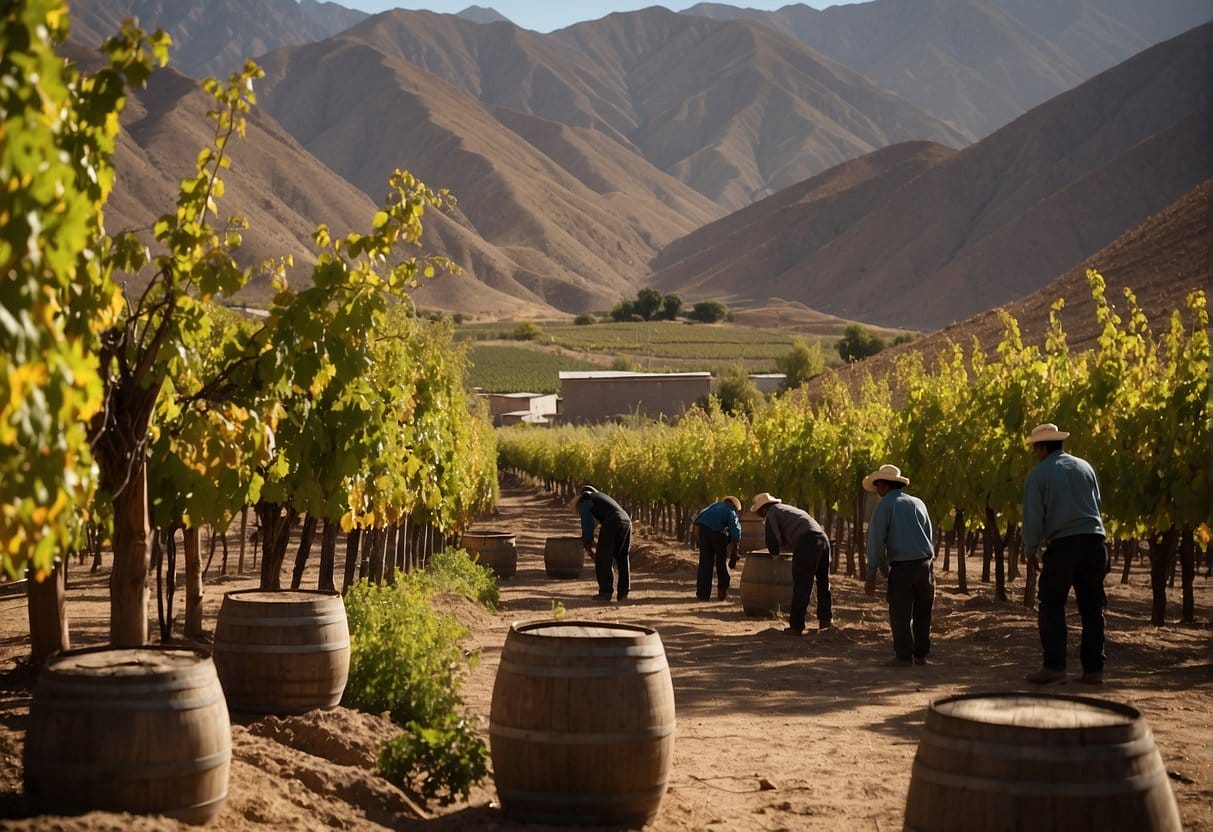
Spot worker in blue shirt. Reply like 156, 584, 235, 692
692, 496, 743, 600
1021, 423, 1108, 685
864, 464, 934, 667
575, 485, 632, 602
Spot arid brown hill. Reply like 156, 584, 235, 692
66, 0, 367, 80
686, 0, 1213, 139
650, 23, 1213, 331
824, 178, 1212, 393
253, 33, 724, 314
342, 7, 966, 211
79, 47, 558, 318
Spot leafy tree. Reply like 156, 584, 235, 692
660, 293, 683, 321
634, 287, 664, 320
776, 338, 825, 391
893, 332, 917, 346
689, 300, 729, 323
512, 321, 541, 340
0, 5, 167, 584
610, 300, 635, 321
573, 313, 596, 325
836, 323, 886, 362
713, 364, 764, 416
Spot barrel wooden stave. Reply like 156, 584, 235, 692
738, 512, 765, 553
213, 589, 350, 715
739, 549, 793, 616
543, 536, 585, 578
489, 621, 676, 826
462, 530, 517, 578
23, 646, 231, 825
905, 692, 1182, 832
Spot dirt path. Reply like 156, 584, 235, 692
1, 477, 1210, 831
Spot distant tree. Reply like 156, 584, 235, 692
835, 324, 886, 362
776, 338, 825, 391
892, 332, 916, 346
634, 287, 664, 321
713, 364, 763, 416
512, 321, 541, 341
573, 313, 597, 326
610, 300, 635, 321
689, 300, 729, 323
659, 293, 683, 321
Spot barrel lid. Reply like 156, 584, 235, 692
223, 589, 340, 603
933, 693, 1140, 729
46, 647, 209, 678
512, 620, 657, 639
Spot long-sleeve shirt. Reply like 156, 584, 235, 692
693, 502, 742, 543
1021, 450, 1105, 555
763, 503, 824, 556
866, 489, 934, 579
578, 491, 631, 543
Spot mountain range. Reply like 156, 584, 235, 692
65, 0, 1212, 332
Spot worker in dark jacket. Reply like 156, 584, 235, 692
692, 496, 742, 600
751, 492, 832, 633
576, 485, 632, 602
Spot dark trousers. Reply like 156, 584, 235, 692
695, 528, 731, 600
595, 521, 632, 598
1037, 534, 1108, 673
887, 560, 934, 660
789, 532, 832, 632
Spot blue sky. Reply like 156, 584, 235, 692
337, 2, 851, 33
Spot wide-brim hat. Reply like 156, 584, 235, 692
862, 464, 910, 493
750, 492, 780, 513
1026, 423, 1070, 445
723, 496, 742, 512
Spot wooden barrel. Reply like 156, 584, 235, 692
740, 549, 793, 616
905, 692, 1182, 832
739, 512, 765, 553
489, 620, 676, 826
23, 646, 230, 825
543, 536, 586, 578
462, 529, 517, 578
213, 589, 350, 714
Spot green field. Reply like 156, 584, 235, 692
460, 320, 851, 392
465, 344, 602, 393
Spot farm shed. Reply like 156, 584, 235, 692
559, 371, 711, 425
480, 392, 558, 427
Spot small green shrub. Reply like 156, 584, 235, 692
512, 320, 541, 340
342, 579, 487, 806
573, 313, 597, 325
405, 547, 499, 610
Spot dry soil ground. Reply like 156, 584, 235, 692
0, 477, 1210, 831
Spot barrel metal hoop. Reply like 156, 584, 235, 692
213, 639, 350, 654
910, 759, 1167, 796
506, 641, 665, 659
491, 722, 675, 744
25, 747, 231, 778
498, 781, 668, 805
919, 731, 1158, 762
497, 657, 669, 678
218, 613, 347, 627
32, 690, 223, 711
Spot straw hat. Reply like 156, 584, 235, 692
723, 496, 742, 512
862, 464, 910, 493
750, 492, 780, 513
1026, 423, 1070, 445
